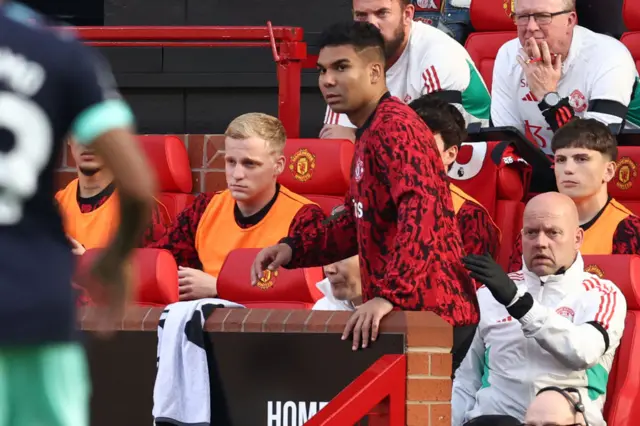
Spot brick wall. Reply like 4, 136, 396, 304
54, 134, 228, 194
81, 306, 453, 426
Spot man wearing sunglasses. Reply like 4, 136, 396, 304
490, 0, 640, 156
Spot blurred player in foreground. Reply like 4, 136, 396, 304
0, 5, 155, 426
252, 21, 479, 368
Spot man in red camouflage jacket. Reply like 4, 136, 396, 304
251, 21, 479, 371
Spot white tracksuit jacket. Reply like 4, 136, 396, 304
452, 253, 627, 426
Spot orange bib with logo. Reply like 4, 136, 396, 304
194, 186, 312, 277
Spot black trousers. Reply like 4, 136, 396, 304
464, 414, 522, 425
452, 324, 477, 378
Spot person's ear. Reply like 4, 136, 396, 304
603, 160, 616, 183
442, 145, 458, 168
403, 3, 415, 24
370, 62, 384, 84
575, 227, 584, 250
274, 154, 285, 176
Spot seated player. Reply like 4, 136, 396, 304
453, 192, 626, 426
409, 94, 501, 258
56, 137, 169, 252
508, 118, 640, 271
150, 112, 315, 301
313, 255, 362, 311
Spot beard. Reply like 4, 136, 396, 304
384, 23, 406, 62
78, 166, 101, 177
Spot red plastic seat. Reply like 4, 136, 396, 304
278, 139, 354, 215
138, 135, 194, 221
465, 32, 516, 93
465, 0, 517, 92
581, 255, 640, 426
608, 147, 640, 215
217, 248, 324, 309
449, 141, 532, 268
75, 248, 179, 306
621, 0, 640, 71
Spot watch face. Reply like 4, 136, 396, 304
545, 92, 561, 106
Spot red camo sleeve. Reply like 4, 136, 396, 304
282, 199, 359, 268
457, 201, 502, 258
508, 232, 524, 272
612, 215, 640, 254
148, 193, 213, 270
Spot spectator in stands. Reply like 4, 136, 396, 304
491, 0, 640, 156
313, 256, 362, 311
320, 0, 490, 141
409, 94, 501, 258
524, 387, 588, 426
150, 113, 314, 301
56, 137, 169, 253
508, 118, 640, 271
453, 192, 626, 426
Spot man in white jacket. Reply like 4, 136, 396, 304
452, 191, 627, 426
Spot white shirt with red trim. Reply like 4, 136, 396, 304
323, 20, 491, 129
452, 252, 626, 426
491, 25, 639, 155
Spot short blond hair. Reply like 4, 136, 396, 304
224, 112, 287, 154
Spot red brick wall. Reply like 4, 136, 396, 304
54, 134, 229, 194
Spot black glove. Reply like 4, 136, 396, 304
462, 253, 518, 306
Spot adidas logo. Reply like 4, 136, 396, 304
522, 92, 537, 102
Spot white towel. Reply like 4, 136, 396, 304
153, 298, 245, 425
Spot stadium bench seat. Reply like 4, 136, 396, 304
449, 141, 531, 269
581, 255, 640, 426
465, 0, 516, 92
138, 135, 194, 222
75, 248, 179, 306
217, 248, 324, 309
621, 0, 640, 73
278, 138, 354, 215
608, 146, 640, 215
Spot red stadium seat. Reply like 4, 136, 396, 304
608, 147, 640, 215
581, 255, 640, 426
138, 135, 194, 221
465, 0, 517, 92
75, 248, 179, 306
464, 32, 516, 93
278, 139, 354, 215
449, 141, 532, 268
621, 0, 640, 71
217, 248, 324, 309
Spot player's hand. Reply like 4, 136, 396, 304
517, 37, 562, 101
251, 243, 293, 286
86, 252, 134, 338
342, 297, 394, 351
319, 124, 356, 142
462, 253, 518, 306
178, 266, 218, 301
67, 235, 86, 256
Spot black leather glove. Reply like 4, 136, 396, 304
462, 253, 518, 306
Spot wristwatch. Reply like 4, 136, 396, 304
539, 92, 562, 111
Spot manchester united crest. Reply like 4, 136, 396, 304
256, 269, 278, 290
585, 264, 605, 279
569, 89, 587, 113
289, 148, 316, 182
354, 157, 364, 182
503, 0, 515, 17
615, 157, 638, 190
